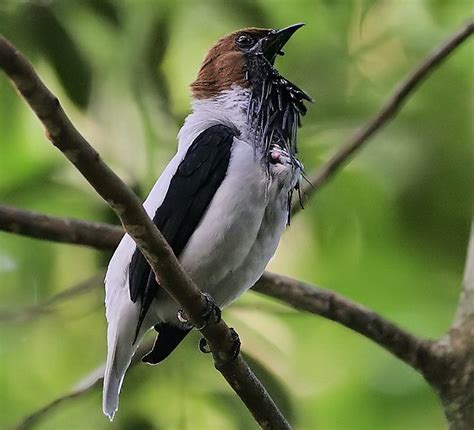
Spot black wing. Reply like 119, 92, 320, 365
128, 124, 235, 343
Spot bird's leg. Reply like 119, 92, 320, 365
198, 328, 241, 362
176, 292, 221, 330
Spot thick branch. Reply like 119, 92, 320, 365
0, 36, 289, 429
294, 19, 474, 213
0, 205, 122, 249
254, 272, 434, 374
433, 221, 474, 429
453, 221, 474, 327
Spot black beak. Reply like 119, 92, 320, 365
262, 23, 304, 63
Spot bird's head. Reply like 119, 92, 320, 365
191, 24, 312, 156
191, 23, 306, 98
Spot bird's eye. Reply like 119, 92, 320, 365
236, 34, 254, 48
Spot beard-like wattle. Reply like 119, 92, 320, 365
246, 56, 312, 159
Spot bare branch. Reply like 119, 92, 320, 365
0, 36, 290, 429
0, 252, 438, 385
293, 19, 474, 213
253, 272, 434, 374
0, 205, 122, 249
0, 203, 445, 373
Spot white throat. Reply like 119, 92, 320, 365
178, 86, 252, 146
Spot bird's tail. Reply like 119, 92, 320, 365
102, 297, 142, 420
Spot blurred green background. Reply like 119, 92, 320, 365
0, 1, 473, 429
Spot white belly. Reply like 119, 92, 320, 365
211, 190, 288, 307
151, 137, 296, 323
179, 139, 268, 290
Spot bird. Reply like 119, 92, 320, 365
102, 23, 312, 420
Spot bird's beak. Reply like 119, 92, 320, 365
262, 23, 305, 64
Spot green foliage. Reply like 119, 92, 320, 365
0, 1, 472, 429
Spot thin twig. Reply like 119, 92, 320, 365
0, 36, 290, 430
293, 18, 474, 214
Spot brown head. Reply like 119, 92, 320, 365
191, 24, 305, 99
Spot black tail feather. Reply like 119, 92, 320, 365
142, 323, 191, 365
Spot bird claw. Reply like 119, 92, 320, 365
176, 293, 221, 330
199, 337, 211, 354
196, 292, 221, 330
198, 328, 241, 362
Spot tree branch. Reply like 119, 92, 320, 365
293, 19, 474, 213
0, 202, 436, 373
0, 206, 436, 370
0, 205, 122, 250
0, 36, 290, 429
432, 221, 474, 428
253, 273, 434, 373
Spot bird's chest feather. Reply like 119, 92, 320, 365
148, 90, 300, 321
152, 141, 295, 323
179, 138, 270, 289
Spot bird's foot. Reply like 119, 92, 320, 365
197, 292, 221, 329
176, 292, 221, 330
198, 327, 241, 363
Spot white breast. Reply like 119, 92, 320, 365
179, 138, 268, 288
108, 86, 299, 323
211, 185, 289, 307
151, 88, 299, 321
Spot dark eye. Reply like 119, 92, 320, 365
236, 34, 254, 48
